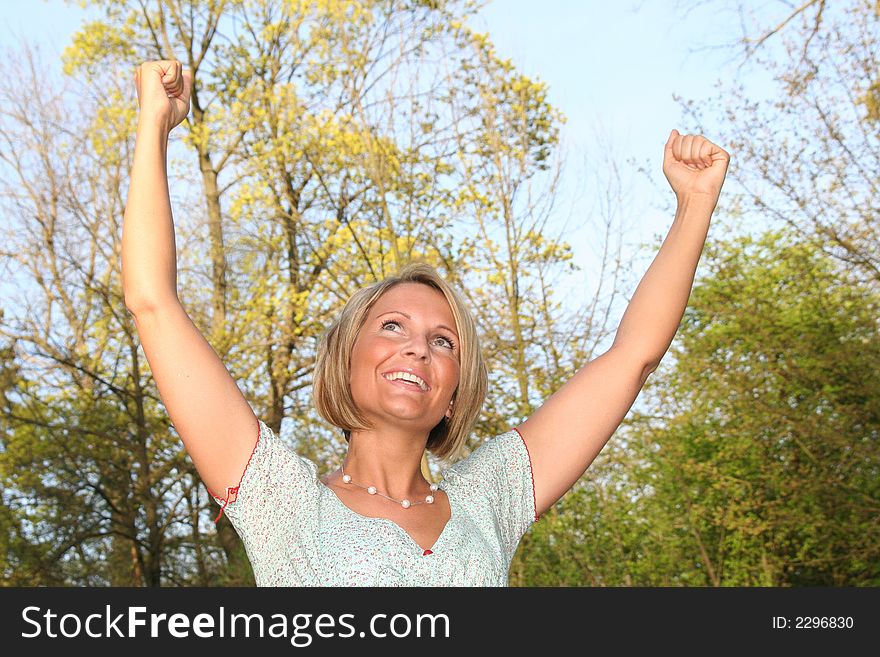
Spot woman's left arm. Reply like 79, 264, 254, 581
517, 130, 730, 518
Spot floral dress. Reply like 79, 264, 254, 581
210, 418, 541, 586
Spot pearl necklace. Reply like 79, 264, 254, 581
341, 461, 440, 509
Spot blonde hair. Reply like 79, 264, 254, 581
312, 262, 487, 462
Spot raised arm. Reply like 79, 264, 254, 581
516, 130, 731, 518
122, 60, 258, 501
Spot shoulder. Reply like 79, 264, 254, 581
210, 419, 321, 519
442, 428, 532, 489
441, 426, 541, 556
239, 419, 319, 478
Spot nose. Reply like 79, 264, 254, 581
401, 334, 431, 360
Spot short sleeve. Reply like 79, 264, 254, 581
443, 427, 539, 561
209, 419, 320, 551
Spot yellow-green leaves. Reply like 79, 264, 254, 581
62, 17, 138, 76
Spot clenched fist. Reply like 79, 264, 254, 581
663, 130, 730, 204
134, 60, 192, 134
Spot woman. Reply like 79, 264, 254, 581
123, 60, 729, 586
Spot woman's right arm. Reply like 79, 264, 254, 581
122, 60, 259, 499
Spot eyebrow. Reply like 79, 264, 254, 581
377, 310, 458, 336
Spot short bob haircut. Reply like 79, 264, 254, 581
312, 262, 488, 462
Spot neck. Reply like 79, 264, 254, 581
344, 425, 432, 499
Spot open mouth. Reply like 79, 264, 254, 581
383, 376, 428, 393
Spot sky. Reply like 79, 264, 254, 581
467, 0, 762, 300
0, 0, 774, 346
474, 1, 739, 157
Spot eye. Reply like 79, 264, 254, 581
437, 335, 456, 350
381, 319, 456, 350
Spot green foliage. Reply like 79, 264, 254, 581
7, 0, 877, 589
2, 0, 578, 586
517, 229, 880, 586
655, 229, 880, 585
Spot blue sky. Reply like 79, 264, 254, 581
474, 1, 739, 152
0, 0, 772, 344
469, 1, 770, 310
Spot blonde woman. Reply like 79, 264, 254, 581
123, 61, 729, 586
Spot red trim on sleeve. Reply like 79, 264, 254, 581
512, 426, 541, 522
213, 417, 262, 524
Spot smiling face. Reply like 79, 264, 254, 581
348, 282, 460, 434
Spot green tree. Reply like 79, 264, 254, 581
522, 228, 880, 586
2, 1, 625, 585
650, 229, 878, 585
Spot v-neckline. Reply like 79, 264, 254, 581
318, 479, 455, 554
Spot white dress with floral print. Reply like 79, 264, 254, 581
210, 419, 540, 586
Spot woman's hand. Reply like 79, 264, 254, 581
134, 60, 192, 134
662, 129, 730, 204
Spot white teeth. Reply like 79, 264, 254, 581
384, 371, 427, 390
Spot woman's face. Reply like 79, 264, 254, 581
349, 282, 460, 434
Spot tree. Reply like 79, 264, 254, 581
0, 46, 187, 585
679, 0, 880, 287
518, 228, 880, 585
1, 1, 630, 585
